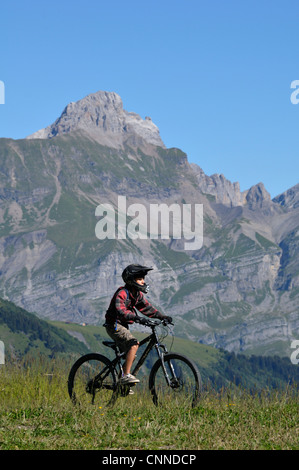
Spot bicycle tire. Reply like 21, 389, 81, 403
68, 353, 117, 407
149, 353, 201, 408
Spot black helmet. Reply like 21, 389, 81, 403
122, 264, 153, 293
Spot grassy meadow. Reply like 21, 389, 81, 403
0, 358, 298, 450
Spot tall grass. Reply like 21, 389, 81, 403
0, 357, 298, 450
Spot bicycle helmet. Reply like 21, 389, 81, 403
122, 264, 153, 293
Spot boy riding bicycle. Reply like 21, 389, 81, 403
104, 264, 172, 385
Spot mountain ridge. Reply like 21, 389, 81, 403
0, 296, 88, 359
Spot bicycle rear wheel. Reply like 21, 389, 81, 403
68, 353, 117, 407
149, 353, 201, 409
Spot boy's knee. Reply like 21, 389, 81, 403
130, 342, 139, 352
128, 339, 139, 349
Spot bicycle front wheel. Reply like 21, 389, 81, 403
68, 353, 117, 407
149, 353, 201, 409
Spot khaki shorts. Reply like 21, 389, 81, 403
105, 323, 139, 354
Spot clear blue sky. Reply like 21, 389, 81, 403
1, 0, 299, 198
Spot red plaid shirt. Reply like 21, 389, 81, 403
105, 285, 163, 327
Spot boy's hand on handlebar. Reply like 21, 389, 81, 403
163, 316, 173, 325
135, 316, 148, 325
134, 315, 173, 326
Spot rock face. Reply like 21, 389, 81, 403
26, 91, 165, 148
1, 90, 299, 357
190, 163, 245, 207
273, 183, 299, 209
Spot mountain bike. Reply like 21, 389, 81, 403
67, 314, 202, 408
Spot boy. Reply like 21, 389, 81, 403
104, 264, 172, 385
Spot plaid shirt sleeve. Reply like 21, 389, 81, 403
136, 293, 164, 319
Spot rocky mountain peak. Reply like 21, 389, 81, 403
190, 163, 275, 210
272, 183, 299, 209
244, 182, 271, 208
190, 163, 244, 206
26, 90, 165, 149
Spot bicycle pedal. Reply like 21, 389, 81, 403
119, 386, 130, 397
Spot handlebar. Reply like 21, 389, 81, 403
134, 316, 173, 327
132, 307, 173, 327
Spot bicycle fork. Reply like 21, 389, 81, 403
154, 343, 177, 388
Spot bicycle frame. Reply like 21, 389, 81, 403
106, 325, 167, 378
132, 325, 167, 377
92, 322, 175, 401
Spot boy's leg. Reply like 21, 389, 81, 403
105, 323, 140, 382
123, 343, 139, 375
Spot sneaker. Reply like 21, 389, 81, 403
119, 373, 140, 384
